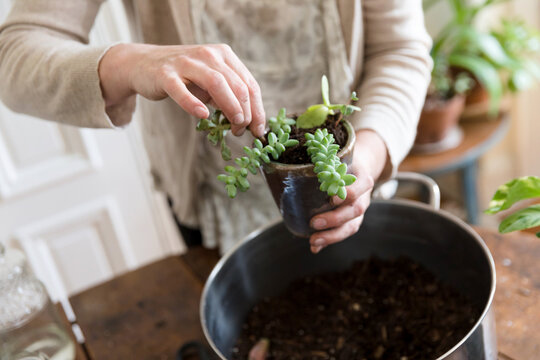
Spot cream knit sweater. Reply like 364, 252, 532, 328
0, 0, 432, 226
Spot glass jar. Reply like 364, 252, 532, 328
0, 244, 75, 360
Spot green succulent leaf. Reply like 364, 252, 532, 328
328, 183, 339, 196
284, 139, 299, 147
337, 186, 347, 200
268, 132, 277, 146
485, 176, 540, 214
221, 141, 231, 161
321, 75, 330, 106
296, 105, 330, 129
226, 184, 237, 198
304, 128, 355, 199
343, 174, 357, 186
237, 176, 250, 190
217, 174, 228, 183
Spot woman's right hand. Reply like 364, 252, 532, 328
99, 43, 266, 137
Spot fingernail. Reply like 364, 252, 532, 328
232, 113, 244, 124
257, 124, 265, 137
313, 238, 325, 247
312, 218, 327, 230
195, 106, 208, 119
236, 127, 246, 136
311, 245, 322, 254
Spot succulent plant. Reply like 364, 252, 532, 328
217, 124, 299, 198
196, 109, 232, 161
196, 75, 359, 199
268, 108, 296, 133
305, 129, 356, 200
296, 75, 360, 129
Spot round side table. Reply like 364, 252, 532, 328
399, 115, 510, 224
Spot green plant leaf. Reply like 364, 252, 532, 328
485, 176, 540, 214
217, 174, 227, 183
448, 53, 502, 115
499, 204, 540, 234
509, 69, 533, 92
321, 75, 330, 106
296, 105, 329, 129
328, 183, 339, 196
226, 184, 237, 198
337, 186, 347, 200
463, 30, 514, 67
221, 141, 231, 161
343, 174, 356, 186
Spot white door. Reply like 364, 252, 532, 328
0, 0, 184, 319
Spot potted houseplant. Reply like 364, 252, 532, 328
424, 0, 540, 117
196, 75, 360, 237
486, 176, 540, 236
414, 54, 472, 150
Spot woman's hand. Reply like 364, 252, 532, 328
309, 129, 389, 254
98, 43, 266, 136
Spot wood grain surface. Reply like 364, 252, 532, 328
476, 227, 540, 359
70, 257, 206, 360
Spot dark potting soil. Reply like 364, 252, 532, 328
269, 113, 348, 165
231, 256, 482, 360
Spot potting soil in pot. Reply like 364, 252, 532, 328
231, 256, 482, 360
270, 113, 348, 165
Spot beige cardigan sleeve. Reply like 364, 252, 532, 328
0, 0, 127, 128
350, 0, 432, 177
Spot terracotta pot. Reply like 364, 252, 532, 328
465, 81, 489, 106
261, 120, 355, 238
415, 94, 465, 145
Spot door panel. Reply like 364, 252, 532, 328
0, 111, 101, 198
0, 0, 185, 321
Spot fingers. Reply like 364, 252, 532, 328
308, 173, 374, 255
311, 193, 370, 230
176, 44, 265, 137
179, 59, 245, 128
219, 45, 266, 137
207, 62, 253, 136
160, 71, 209, 119
310, 216, 364, 254
311, 175, 374, 230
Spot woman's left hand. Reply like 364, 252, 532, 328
309, 129, 389, 254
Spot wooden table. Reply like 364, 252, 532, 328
66, 228, 539, 360
400, 116, 510, 224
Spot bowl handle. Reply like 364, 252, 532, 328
372, 172, 441, 210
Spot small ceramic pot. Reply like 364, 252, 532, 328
465, 80, 489, 106
261, 120, 355, 238
415, 94, 465, 145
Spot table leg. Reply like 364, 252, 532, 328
462, 161, 479, 224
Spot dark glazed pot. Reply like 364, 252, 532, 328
261, 120, 356, 238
